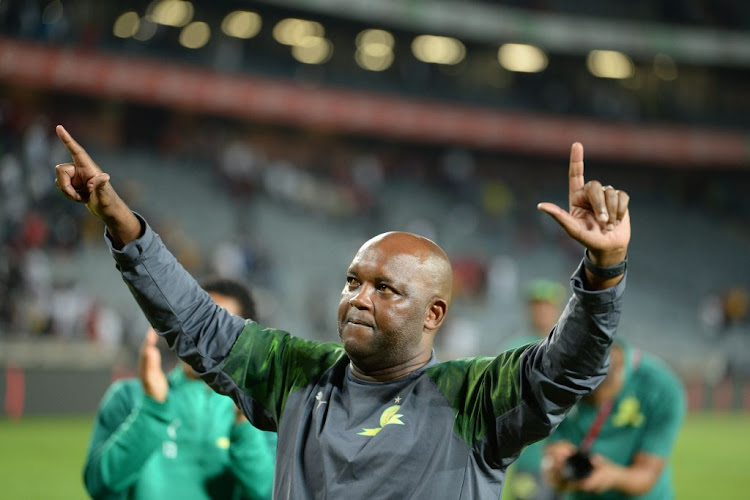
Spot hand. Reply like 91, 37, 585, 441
574, 454, 623, 494
137, 328, 169, 403
54, 125, 141, 246
54, 125, 116, 219
542, 441, 578, 490
537, 143, 630, 268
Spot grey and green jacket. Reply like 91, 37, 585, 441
108, 216, 625, 499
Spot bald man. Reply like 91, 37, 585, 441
54, 125, 630, 499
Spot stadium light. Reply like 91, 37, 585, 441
498, 43, 548, 73
133, 17, 158, 42
149, 0, 194, 28
221, 11, 262, 39
355, 29, 394, 71
179, 21, 210, 49
357, 29, 394, 50
291, 36, 333, 64
355, 50, 394, 71
273, 18, 324, 46
113, 12, 140, 39
411, 35, 465, 65
587, 50, 634, 79
654, 53, 678, 81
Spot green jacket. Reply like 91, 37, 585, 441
84, 367, 276, 499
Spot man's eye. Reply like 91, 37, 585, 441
377, 284, 392, 293
346, 277, 359, 286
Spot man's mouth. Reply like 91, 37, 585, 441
346, 317, 374, 328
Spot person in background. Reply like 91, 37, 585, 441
510, 279, 568, 349
503, 279, 567, 500
83, 278, 276, 500
542, 341, 686, 499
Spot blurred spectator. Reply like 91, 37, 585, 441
85, 300, 124, 354
543, 342, 686, 500
487, 254, 520, 306
723, 286, 749, 328
83, 279, 276, 499
452, 255, 488, 300
699, 286, 750, 339
219, 137, 263, 195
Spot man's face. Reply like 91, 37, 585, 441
211, 292, 242, 317
337, 237, 434, 370
529, 300, 560, 337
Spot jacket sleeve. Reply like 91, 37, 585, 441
105, 214, 247, 396
227, 424, 277, 499
496, 260, 625, 465
432, 260, 625, 468
83, 381, 174, 498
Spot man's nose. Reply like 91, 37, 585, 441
349, 285, 372, 309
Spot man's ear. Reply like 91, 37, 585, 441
424, 298, 448, 332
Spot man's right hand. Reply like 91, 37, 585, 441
137, 328, 169, 403
54, 125, 141, 247
55, 125, 116, 217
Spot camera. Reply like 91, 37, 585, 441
560, 449, 593, 481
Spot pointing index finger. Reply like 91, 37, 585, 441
56, 125, 92, 162
568, 142, 585, 210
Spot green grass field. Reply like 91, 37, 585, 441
1, 413, 748, 499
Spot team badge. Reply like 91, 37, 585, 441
358, 404, 405, 436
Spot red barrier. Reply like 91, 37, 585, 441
0, 37, 747, 166
4, 364, 26, 420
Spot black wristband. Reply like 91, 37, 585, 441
583, 251, 627, 279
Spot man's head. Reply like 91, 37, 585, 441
525, 279, 566, 337
337, 232, 452, 376
203, 277, 257, 319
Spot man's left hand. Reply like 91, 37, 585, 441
538, 142, 630, 268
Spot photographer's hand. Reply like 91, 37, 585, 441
542, 441, 577, 490
574, 454, 623, 493
576, 452, 667, 496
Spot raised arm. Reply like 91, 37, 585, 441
54, 126, 245, 391
458, 143, 630, 466
525, 144, 629, 416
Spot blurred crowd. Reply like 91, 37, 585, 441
0, 105, 105, 342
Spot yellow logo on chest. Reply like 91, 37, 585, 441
612, 396, 645, 427
358, 405, 405, 436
